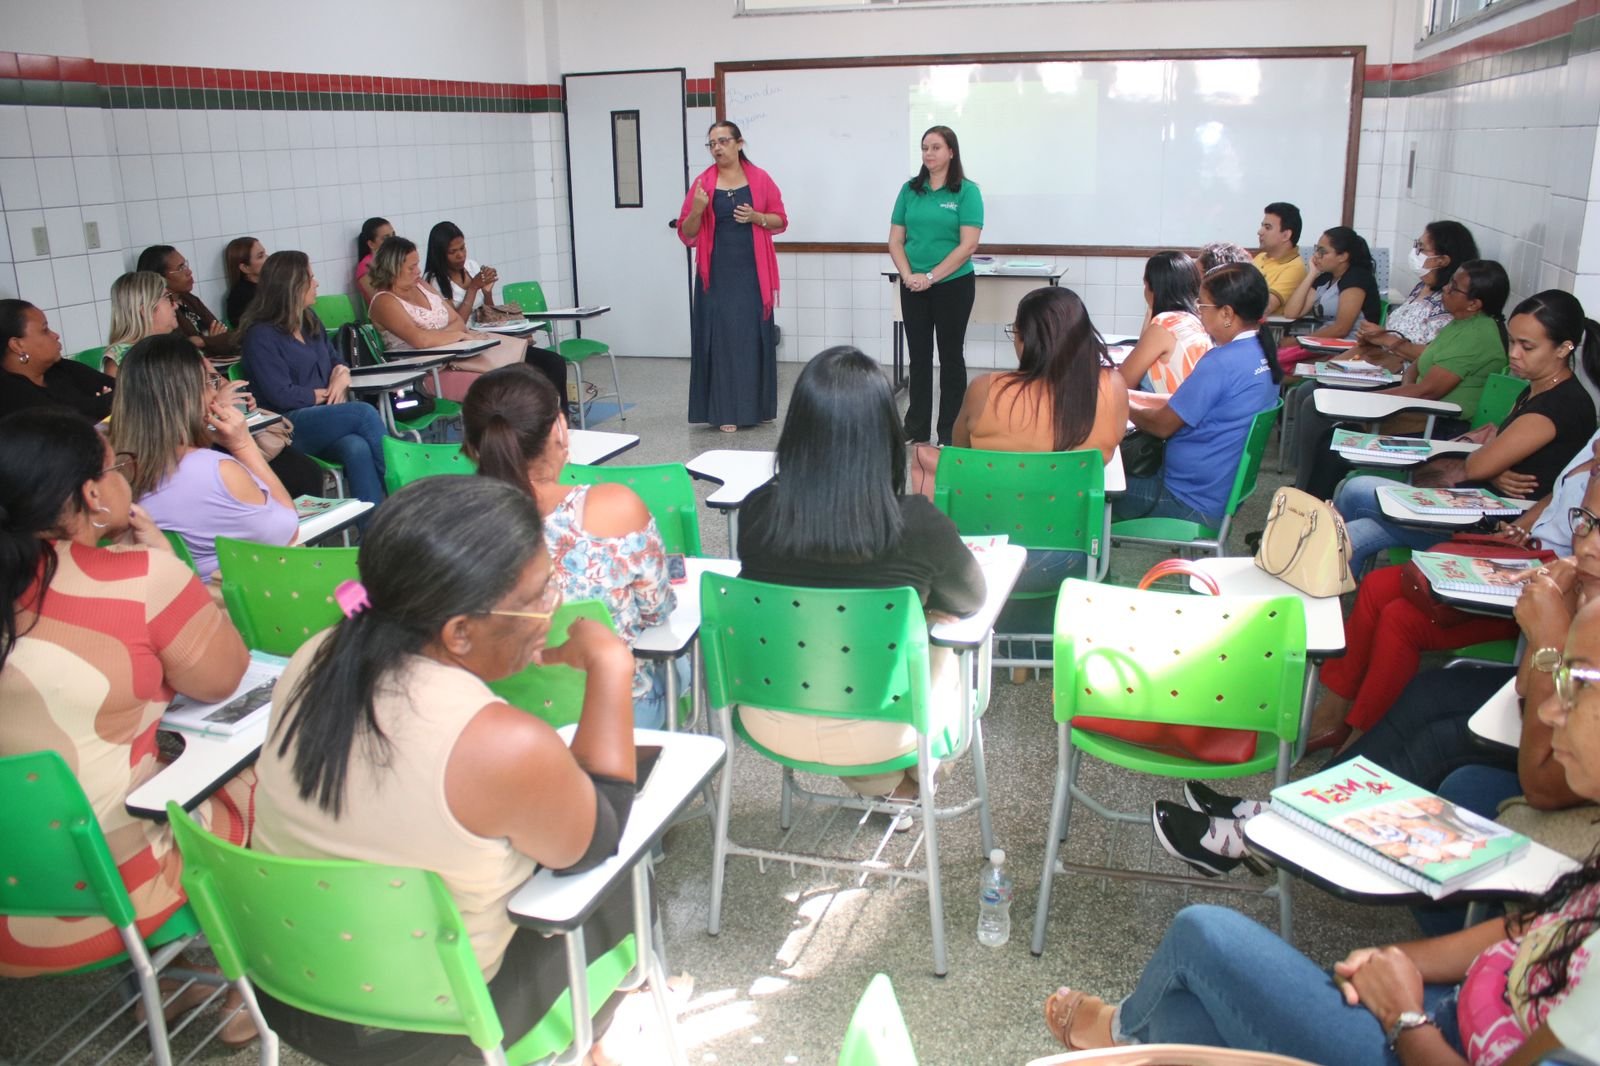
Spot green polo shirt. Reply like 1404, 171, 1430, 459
890, 179, 984, 280
1415, 313, 1508, 422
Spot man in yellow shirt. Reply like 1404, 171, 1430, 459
1252, 202, 1306, 315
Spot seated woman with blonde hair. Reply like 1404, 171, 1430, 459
102, 270, 178, 376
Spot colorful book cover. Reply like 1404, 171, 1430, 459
1331, 430, 1430, 454
293, 494, 345, 520
1269, 760, 1528, 898
1379, 485, 1522, 516
1409, 551, 1539, 598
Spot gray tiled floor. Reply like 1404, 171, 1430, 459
0, 356, 1419, 1066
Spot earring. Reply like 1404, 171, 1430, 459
89, 504, 111, 530
18, 353, 28, 364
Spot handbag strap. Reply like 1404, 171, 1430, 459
1137, 558, 1220, 596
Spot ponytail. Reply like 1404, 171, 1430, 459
1459, 259, 1511, 352
471, 415, 535, 497
462, 364, 562, 493
1578, 318, 1600, 389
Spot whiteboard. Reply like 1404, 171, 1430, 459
718, 53, 1359, 250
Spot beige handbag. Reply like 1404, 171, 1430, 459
1253, 486, 1357, 597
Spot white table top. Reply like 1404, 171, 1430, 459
1245, 810, 1576, 903
1103, 447, 1126, 493
1468, 676, 1522, 749
534, 305, 611, 321
298, 499, 373, 543
1313, 390, 1462, 421
246, 411, 283, 434
506, 728, 724, 931
1299, 367, 1399, 390
567, 429, 639, 466
931, 542, 1027, 648
1376, 487, 1533, 528
634, 558, 741, 658
686, 449, 777, 509
346, 368, 427, 391
407, 338, 499, 358
1337, 440, 1480, 468
1185, 556, 1346, 655
127, 718, 267, 818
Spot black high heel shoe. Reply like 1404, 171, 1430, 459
1183, 780, 1245, 819
1152, 801, 1270, 878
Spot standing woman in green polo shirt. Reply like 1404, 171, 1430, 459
888, 125, 984, 445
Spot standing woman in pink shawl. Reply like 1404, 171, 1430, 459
678, 121, 787, 433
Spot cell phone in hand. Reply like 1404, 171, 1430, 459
667, 553, 687, 584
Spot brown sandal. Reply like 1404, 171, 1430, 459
1043, 987, 1110, 1050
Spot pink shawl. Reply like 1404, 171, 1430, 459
676, 160, 786, 318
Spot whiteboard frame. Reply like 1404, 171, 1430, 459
715, 47, 1365, 255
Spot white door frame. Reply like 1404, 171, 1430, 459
562, 68, 693, 358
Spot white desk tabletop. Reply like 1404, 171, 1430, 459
930, 543, 1027, 648
1313, 390, 1461, 421
1185, 556, 1345, 655
635, 558, 741, 658
1337, 440, 1480, 468
245, 411, 283, 433
1104, 447, 1126, 493
1299, 367, 1399, 390
1376, 487, 1532, 528
686, 449, 777, 509
506, 728, 724, 931
347, 353, 453, 375
298, 499, 373, 543
1469, 676, 1522, 749
1245, 810, 1576, 903
567, 429, 639, 466
536, 305, 611, 320
346, 368, 427, 391
405, 338, 498, 358
127, 719, 267, 818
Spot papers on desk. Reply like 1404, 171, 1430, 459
1378, 485, 1526, 517
1296, 336, 1359, 353
1268, 759, 1528, 899
163, 653, 287, 737
1331, 429, 1430, 457
295, 495, 373, 541
960, 534, 1010, 556
471, 319, 536, 334
1306, 364, 1399, 385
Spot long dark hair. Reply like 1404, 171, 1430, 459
135, 244, 178, 277
223, 236, 259, 290
356, 216, 390, 260
273, 477, 546, 815
108, 335, 211, 498
424, 220, 465, 301
1509, 290, 1600, 387
1001, 287, 1113, 452
238, 251, 322, 339
1421, 220, 1477, 292
1203, 263, 1282, 384
908, 125, 965, 194
0, 409, 108, 670
462, 364, 562, 497
708, 121, 749, 165
1457, 259, 1511, 350
764, 347, 905, 562
1522, 845, 1600, 1006
1315, 227, 1374, 280
1144, 252, 1201, 317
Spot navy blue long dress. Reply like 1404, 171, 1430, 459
688, 187, 777, 427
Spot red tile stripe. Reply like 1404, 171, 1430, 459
0, 51, 561, 100
1368, 0, 1582, 82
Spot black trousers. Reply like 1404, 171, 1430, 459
900, 272, 976, 444
525, 344, 569, 405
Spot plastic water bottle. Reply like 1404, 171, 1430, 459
977, 848, 1013, 947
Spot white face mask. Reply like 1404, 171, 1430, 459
1408, 247, 1433, 273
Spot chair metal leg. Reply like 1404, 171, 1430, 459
119, 926, 175, 1066
779, 767, 795, 830
662, 658, 678, 733
1031, 726, 1076, 957
1277, 400, 1293, 473
707, 705, 736, 936
969, 717, 994, 855
634, 863, 689, 1066
572, 362, 588, 429
1277, 867, 1294, 943
555, 927, 591, 1066
233, 977, 280, 1065
606, 351, 625, 422
918, 734, 948, 977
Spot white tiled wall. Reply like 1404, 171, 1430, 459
0, 102, 562, 356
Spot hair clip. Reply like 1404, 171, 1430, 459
334, 579, 371, 618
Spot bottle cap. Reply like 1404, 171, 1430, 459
990, 848, 1005, 865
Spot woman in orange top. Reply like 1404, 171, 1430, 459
952, 285, 1128, 629
1118, 251, 1214, 394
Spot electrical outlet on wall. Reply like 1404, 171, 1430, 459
84, 221, 101, 249
32, 227, 50, 257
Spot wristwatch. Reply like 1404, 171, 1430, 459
924, 273, 935, 285
1386, 1010, 1435, 1047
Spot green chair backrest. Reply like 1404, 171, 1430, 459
701, 574, 962, 772
503, 281, 549, 316
837, 973, 918, 1065
932, 447, 1104, 557
487, 599, 615, 728
1222, 401, 1283, 518
313, 293, 359, 332
1052, 579, 1306, 776
163, 530, 200, 574
382, 438, 476, 495
0, 751, 137, 927
227, 362, 245, 382
1472, 372, 1530, 430
560, 462, 704, 556
215, 537, 360, 656
166, 804, 506, 1053
71, 345, 107, 370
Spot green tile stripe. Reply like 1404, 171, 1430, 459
1367, 11, 1597, 97
0, 79, 562, 113
687, 91, 717, 108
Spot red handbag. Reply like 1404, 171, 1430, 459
1070, 560, 1260, 765
1398, 535, 1554, 627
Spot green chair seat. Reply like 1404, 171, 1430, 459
503, 280, 625, 429
558, 338, 610, 361
1106, 515, 1216, 544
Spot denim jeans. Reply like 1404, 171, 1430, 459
1113, 905, 1463, 1064
995, 548, 1089, 634
1117, 474, 1219, 530
289, 401, 389, 507
1334, 666, 1517, 790
633, 655, 691, 730
1335, 475, 1448, 576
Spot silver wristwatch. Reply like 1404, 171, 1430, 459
1386, 1010, 1435, 1047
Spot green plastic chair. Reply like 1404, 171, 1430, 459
163, 529, 200, 573
503, 280, 625, 430
1471, 371, 1530, 431
382, 438, 476, 495
699, 573, 994, 977
1111, 402, 1282, 557
560, 462, 704, 556
71, 345, 107, 370
498, 279, 552, 342
837, 973, 918, 1065
0, 752, 215, 1066
1031, 579, 1307, 955
356, 323, 465, 441
487, 600, 615, 728
168, 803, 642, 1066
312, 293, 359, 331
215, 537, 359, 656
